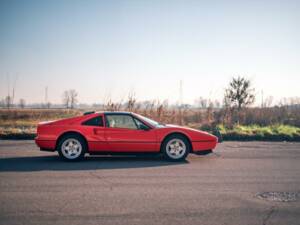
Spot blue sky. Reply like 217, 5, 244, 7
0, 0, 299, 104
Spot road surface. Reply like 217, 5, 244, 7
0, 141, 300, 225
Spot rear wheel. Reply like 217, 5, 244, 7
161, 134, 190, 161
57, 134, 86, 161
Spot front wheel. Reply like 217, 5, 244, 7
57, 134, 86, 161
161, 134, 190, 161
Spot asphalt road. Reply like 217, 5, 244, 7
0, 141, 300, 225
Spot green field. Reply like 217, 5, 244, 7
215, 124, 300, 141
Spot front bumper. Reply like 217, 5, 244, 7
192, 140, 217, 153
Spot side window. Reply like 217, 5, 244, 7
82, 116, 103, 127
134, 118, 149, 130
106, 115, 137, 129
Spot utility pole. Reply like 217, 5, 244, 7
7, 73, 10, 99
12, 73, 18, 106
45, 86, 50, 108
6, 73, 11, 109
179, 80, 183, 125
179, 80, 183, 107
45, 86, 48, 104
261, 90, 264, 108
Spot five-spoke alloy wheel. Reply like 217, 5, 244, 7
58, 134, 86, 161
161, 134, 190, 161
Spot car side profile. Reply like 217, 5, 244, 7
35, 111, 218, 161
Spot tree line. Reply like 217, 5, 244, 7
0, 76, 299, 113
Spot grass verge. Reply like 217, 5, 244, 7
214, 124, 300, 141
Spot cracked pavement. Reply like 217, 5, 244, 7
0, 141, 300, 225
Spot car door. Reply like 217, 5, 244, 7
80, 114, 109, 152
104, 114, 159, 152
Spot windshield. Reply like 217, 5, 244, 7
135, 114, 164, 128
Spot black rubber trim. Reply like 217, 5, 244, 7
40, 148, 55, 152
36, 139, 55, 142
89, 151, 159, 155
88, 141, 158, 143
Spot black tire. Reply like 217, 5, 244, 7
161, 134, 190, 161
57, 134, 87, 161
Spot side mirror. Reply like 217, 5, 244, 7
139, 123, 150, 131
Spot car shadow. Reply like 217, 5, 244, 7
0, 154, 189, 172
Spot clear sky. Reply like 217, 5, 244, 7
0, 0, 299, 105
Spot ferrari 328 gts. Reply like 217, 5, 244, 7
35, 111, 218, 161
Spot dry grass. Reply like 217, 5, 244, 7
1, 106, 300, 141
0, 109, 81, 139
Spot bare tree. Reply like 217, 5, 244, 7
4, 73, 17, 109
214, 100, 221, 108
69, 89, 78, 109
62, 90, 70, 108
126, 92, 137, 112
4, 96, 12, 109
195, 97, 208, 109
263, 96, 274, 108
62, 89, 78, 109
0, 99, 3, 108
19, 98, 26, 108
224, 76, 255, 124
46, 102, 51, 109
104, 99, 122, 111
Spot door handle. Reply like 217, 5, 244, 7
93, 128, 103, 135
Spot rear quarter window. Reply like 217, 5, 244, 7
82, 116, 103, 127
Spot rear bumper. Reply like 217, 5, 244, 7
35, 138, 56, 151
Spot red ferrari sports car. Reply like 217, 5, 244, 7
35, 111, 218, 161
